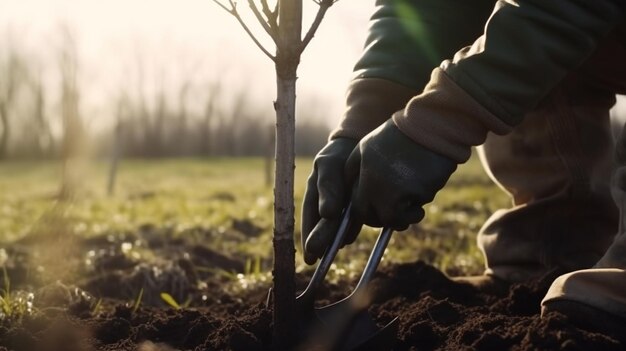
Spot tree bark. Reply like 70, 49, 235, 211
211, 0, 333, 347
272, 0, 302, 347
272, 74, 297, 350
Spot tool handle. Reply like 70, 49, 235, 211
353, 226, 393, 294
299, 203, 353, 300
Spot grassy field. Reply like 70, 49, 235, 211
0, 156, 510, 286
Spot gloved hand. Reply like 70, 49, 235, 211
304, 119, 457, 262
301, 137, 358, 265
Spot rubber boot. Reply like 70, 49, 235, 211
472, 78, 618, 285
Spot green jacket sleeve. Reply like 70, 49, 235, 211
393, 1, 625, 163
444, 0, 626, 126
330, 0, 496, 141
354, 0, 496, 91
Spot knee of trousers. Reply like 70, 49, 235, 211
476, 82, 618, 281
478, 84, 615, 207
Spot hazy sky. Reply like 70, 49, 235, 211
0, 0, 375, 128
2, 0, 624, 131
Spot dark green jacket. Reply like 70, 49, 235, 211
355, 0, 626, 126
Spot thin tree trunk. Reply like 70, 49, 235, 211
272, 74, 298, 350
272, 0, 302, 347
108, 121, 122, 196
203, 83, 220, 156
0, 104, 8, 159
272, 76, 296, 350
210, 0, 333, 347
33, 80, 52, 157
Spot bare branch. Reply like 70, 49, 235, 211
212, 0, 234, 14
235, 14, 276, 61
211, 0, 276, 61
248, 0, 277, 40
233, 12, 276, 61
260, 0, 278, 29
300, 0, 334, 52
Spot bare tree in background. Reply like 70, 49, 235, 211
150, 83, 167, 157
0, 38, 26, 159
0, 25, 330, 160
230, 91, 249, 155
133, 53, 152, 157
31, 72, 54, 157
176, 81, 191, 156
108, 93, 128, 196
212, 0, 338, 347
58, 28, 86, 200
200, 82, 221, 155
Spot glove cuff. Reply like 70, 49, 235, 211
393, 68, 513, 163
330, 78, 419, 141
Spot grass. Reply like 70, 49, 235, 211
160, 292, 191, 310
0, 268, 34, 322
132, 288, 144, 314
0, 155, 509, 283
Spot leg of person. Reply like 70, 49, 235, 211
460, 77, 618, 290
528, 23, 626, 337
541, 122, 626, 336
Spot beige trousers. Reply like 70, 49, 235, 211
479, 23, 626, 318
541, 123, 626, 319
477, 79, 619, 282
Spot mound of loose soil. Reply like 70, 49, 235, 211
368, 262, 624, 351
0, 260, 624, 350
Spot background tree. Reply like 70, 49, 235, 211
30, 72, 54, 158
57, 27, 86, 200
0, 25, 331, 162
200, 81, 221, 156
108, 93, 128, 196
212, 0, 338, 347
0, 36, 27, 159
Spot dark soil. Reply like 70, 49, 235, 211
0, 234, 624, 350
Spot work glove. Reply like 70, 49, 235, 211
304, 119, 457, 263
301, 137, 358, 264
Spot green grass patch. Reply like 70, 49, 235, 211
0, 155, 509, 280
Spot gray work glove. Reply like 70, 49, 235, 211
303, 120, 457, 263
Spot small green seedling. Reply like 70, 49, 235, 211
132, 288, 144, 314
91, 298, 103, 315
160, 292, 181, 310
160, 292, 191, 310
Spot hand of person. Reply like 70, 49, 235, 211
303, 120, 457, 263
301, 137, 358, 265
